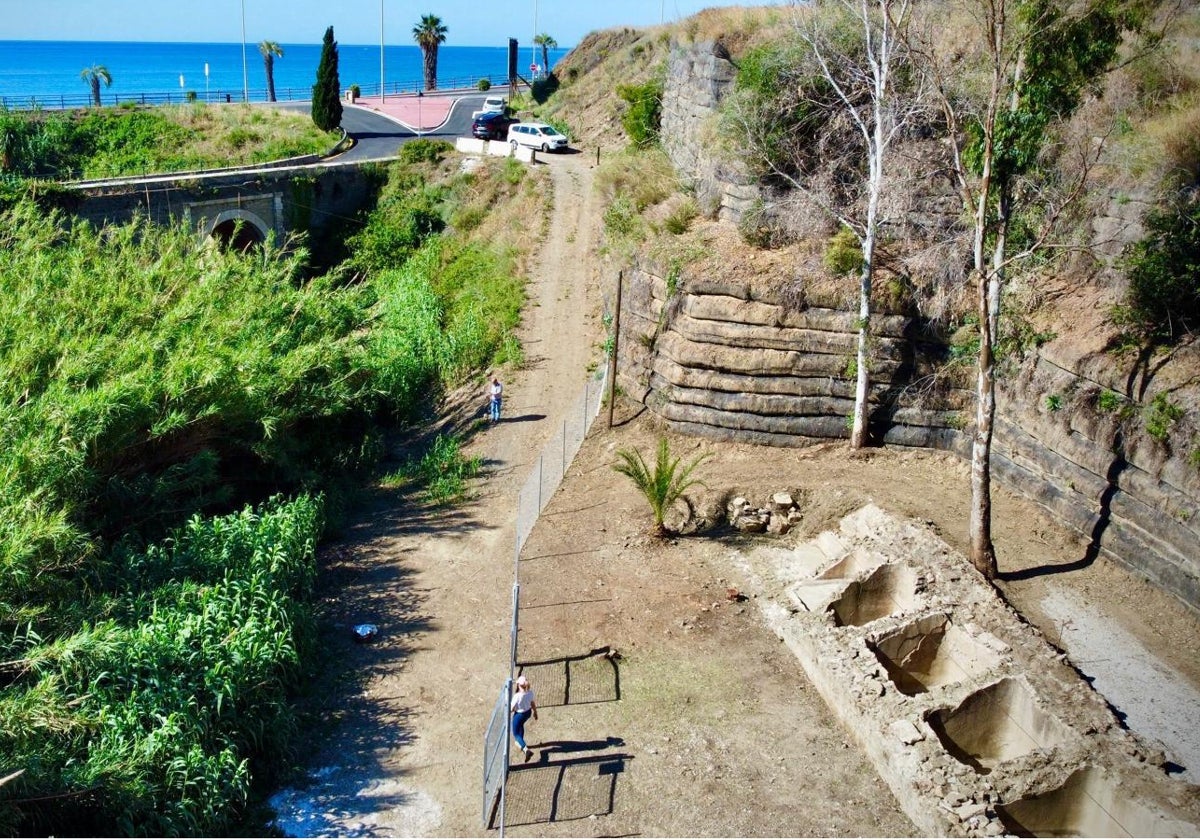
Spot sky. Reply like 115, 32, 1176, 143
1, 1, 783, 48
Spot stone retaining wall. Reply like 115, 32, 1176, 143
660, 39, 759, 222
617, 263, 1200, 611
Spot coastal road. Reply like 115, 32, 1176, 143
297, 93, 491, 163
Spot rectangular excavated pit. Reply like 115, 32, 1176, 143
869, 614, 1001, 696
927, 677, 1072, 773
996, 766, 1200, 837
828, 562, 917, 627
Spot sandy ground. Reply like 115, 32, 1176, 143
270, 151, 1200, 836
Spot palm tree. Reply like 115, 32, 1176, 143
80, 64, 112, 107
613, 438, 710, 538
259, 41, 284, 102
412, 14, 448, 91
533, 33, 557, 77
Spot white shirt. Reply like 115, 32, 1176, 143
491, 381, 503, 399
511, 687, 535, 713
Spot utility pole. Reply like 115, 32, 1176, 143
380, 0, 386, 102
240, 0, 248, 102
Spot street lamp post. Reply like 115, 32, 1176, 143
380, 0, 386, 102
204, 62, 210, 103
532, 0, 538, 79
240, 0, 249, 103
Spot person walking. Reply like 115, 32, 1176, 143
510, 673, 537, 762
489, 376, 503, 423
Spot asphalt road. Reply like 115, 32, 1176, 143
329, 93, 488, 162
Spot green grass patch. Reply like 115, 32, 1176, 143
382, 434, 481, 505
0, 104, 333, 184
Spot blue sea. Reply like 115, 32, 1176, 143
0, 40, 571, 108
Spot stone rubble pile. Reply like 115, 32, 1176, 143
727, 491, 803, 534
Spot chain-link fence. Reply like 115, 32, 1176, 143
481, 677, 512, 829
483, 364, 609, 833
514, 367, 609, 562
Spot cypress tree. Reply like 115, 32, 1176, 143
311, 25, 343, 131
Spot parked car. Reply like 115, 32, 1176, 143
472, 111, 516, 140
471, 95, 507, 119
507, 122, 569, 153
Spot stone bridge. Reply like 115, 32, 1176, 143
67, 158, 383, 250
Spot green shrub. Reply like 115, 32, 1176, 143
398, 138, 453, 166
604, 194, 640, 239
823, 226, 861, 275
1046, 394, 1063, 411
477, 78, 491, 91
617, 76, 664, 148
0, 495, 322, 836
383, 433, 481, 505
664, 200, 698, 235
1144, 391, 1184, 441
1117, 188, 1200, 342
737, 198, 788, 248
1097, 389, 1125, 413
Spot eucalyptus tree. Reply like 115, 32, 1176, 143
413, 14, 448, 91
259, 40, 284, 102
728, 0, 921, 449
80, 64, 112, 107
913, 0, 1147, 577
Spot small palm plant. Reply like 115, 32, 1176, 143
613, 437, 710, 537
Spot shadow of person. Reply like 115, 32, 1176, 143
530, 736, 625, 761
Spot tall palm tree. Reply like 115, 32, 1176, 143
412, 14, 448, 91
534, 33, 557, 77
80, 64, 112, 107
259, 41, 284, 102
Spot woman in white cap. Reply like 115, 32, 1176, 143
510, 673, 538, 762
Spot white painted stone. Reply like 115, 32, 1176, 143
455, 137, 486, 155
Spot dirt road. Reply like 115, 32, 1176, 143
270, 151, 609, 836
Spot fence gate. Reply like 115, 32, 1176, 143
482, 678, 511, 829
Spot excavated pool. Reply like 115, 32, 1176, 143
736, 504, 1200, 837
868, 613, 1000, 696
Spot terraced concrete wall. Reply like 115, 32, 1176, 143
617, 263, 1200, 610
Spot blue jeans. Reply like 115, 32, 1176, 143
490, 397, 501, 422
512, 709, 531, 751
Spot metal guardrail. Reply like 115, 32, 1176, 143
0, 71, 508, 111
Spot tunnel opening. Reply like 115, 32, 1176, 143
926, 677, 1071, 773
869, 613, 1001, 696
211, 217, 266, 252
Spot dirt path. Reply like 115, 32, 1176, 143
270, 151, 606, 836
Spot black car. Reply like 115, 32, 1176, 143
472, 111, 515, 141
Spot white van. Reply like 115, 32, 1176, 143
506, 122, 569, 153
